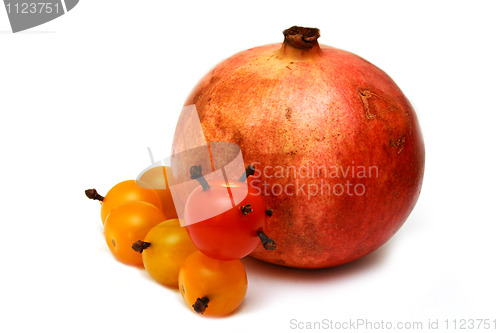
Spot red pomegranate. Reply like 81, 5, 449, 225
172, 26, 425, 269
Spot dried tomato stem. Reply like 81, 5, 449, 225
85, 188, 104, 201
131, 240, 151, 253
241, 204, 253, 215
193, 296, 210, 315
190, 165, 210, 191
239, 164, 256, 182
257, 230, 276, 250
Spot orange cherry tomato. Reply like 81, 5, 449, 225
178, 251, 247, 316
104, 201, 166, 267
137, 166, 178, 220
86, 180, 163, 224
132, 219, 197, 288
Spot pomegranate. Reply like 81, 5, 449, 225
172, 26, 425, 269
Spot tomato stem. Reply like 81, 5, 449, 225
257, 230, 276, 250
131, 240, 151, 253
193, 296, 210, 315
85, 188, 104, 201
190, 165, 211, 191
239, 164, 256, 182
241, 204, 253, 215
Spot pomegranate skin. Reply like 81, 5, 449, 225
172, 28, 424, 269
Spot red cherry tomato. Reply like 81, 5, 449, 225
183, 165, 275, 261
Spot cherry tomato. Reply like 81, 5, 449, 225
184, 165, 275, 260
104, 201, 166, 267
137, 166, 178, 220
178, 251, 247, 316
131, 219, 197, 288
86, 180, 163, 224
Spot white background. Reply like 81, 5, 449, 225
1, 1, 499, 332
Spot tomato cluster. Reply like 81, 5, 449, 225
86, 164, 275, 316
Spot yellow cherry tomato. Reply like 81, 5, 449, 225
137, 166, 178, 219
132, 219, 197, 288
178, 251, 247, 316
104, 201, 166, 267
86, 180, 163, 224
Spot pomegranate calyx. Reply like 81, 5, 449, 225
283, 26, 320, 49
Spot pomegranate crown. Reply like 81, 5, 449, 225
283, 26, 320, 49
